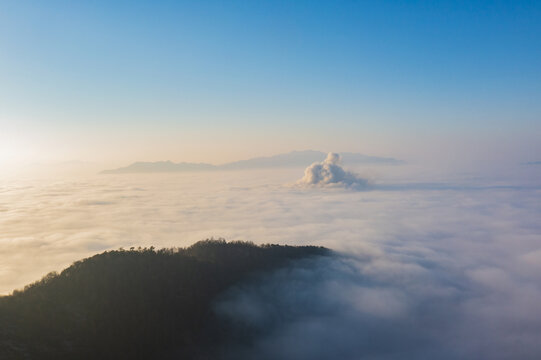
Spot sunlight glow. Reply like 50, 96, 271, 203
0, 134, 36, 166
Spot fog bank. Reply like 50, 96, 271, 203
1, 164, 540, 358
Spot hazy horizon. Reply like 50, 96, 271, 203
1, 1, 540, 172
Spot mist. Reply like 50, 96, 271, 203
1, 160, 540, 358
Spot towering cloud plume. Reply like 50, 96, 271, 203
297, 153, 369, 189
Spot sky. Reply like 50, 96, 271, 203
1, 0, 540, 168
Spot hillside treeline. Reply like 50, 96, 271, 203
0, 239, 329, 359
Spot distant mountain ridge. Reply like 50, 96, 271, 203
101, 150, 402, 174
101, 161, 216, 174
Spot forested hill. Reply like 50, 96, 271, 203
0, 240, 329, 359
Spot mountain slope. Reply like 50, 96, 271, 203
0, 240, 329, 359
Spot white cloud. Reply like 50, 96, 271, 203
297, 152, 370, 189
1, 165, 540, 358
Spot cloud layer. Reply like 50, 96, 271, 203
297, 152, 369, 189
216, 249, 541, 359
1, 164, 541, 358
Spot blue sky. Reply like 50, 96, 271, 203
0, 0, 540, 165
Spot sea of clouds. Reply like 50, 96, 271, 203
1, 158, 540, 358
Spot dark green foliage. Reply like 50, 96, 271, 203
0, 239, 328, 359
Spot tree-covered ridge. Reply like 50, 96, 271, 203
0, 239, 329, 359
